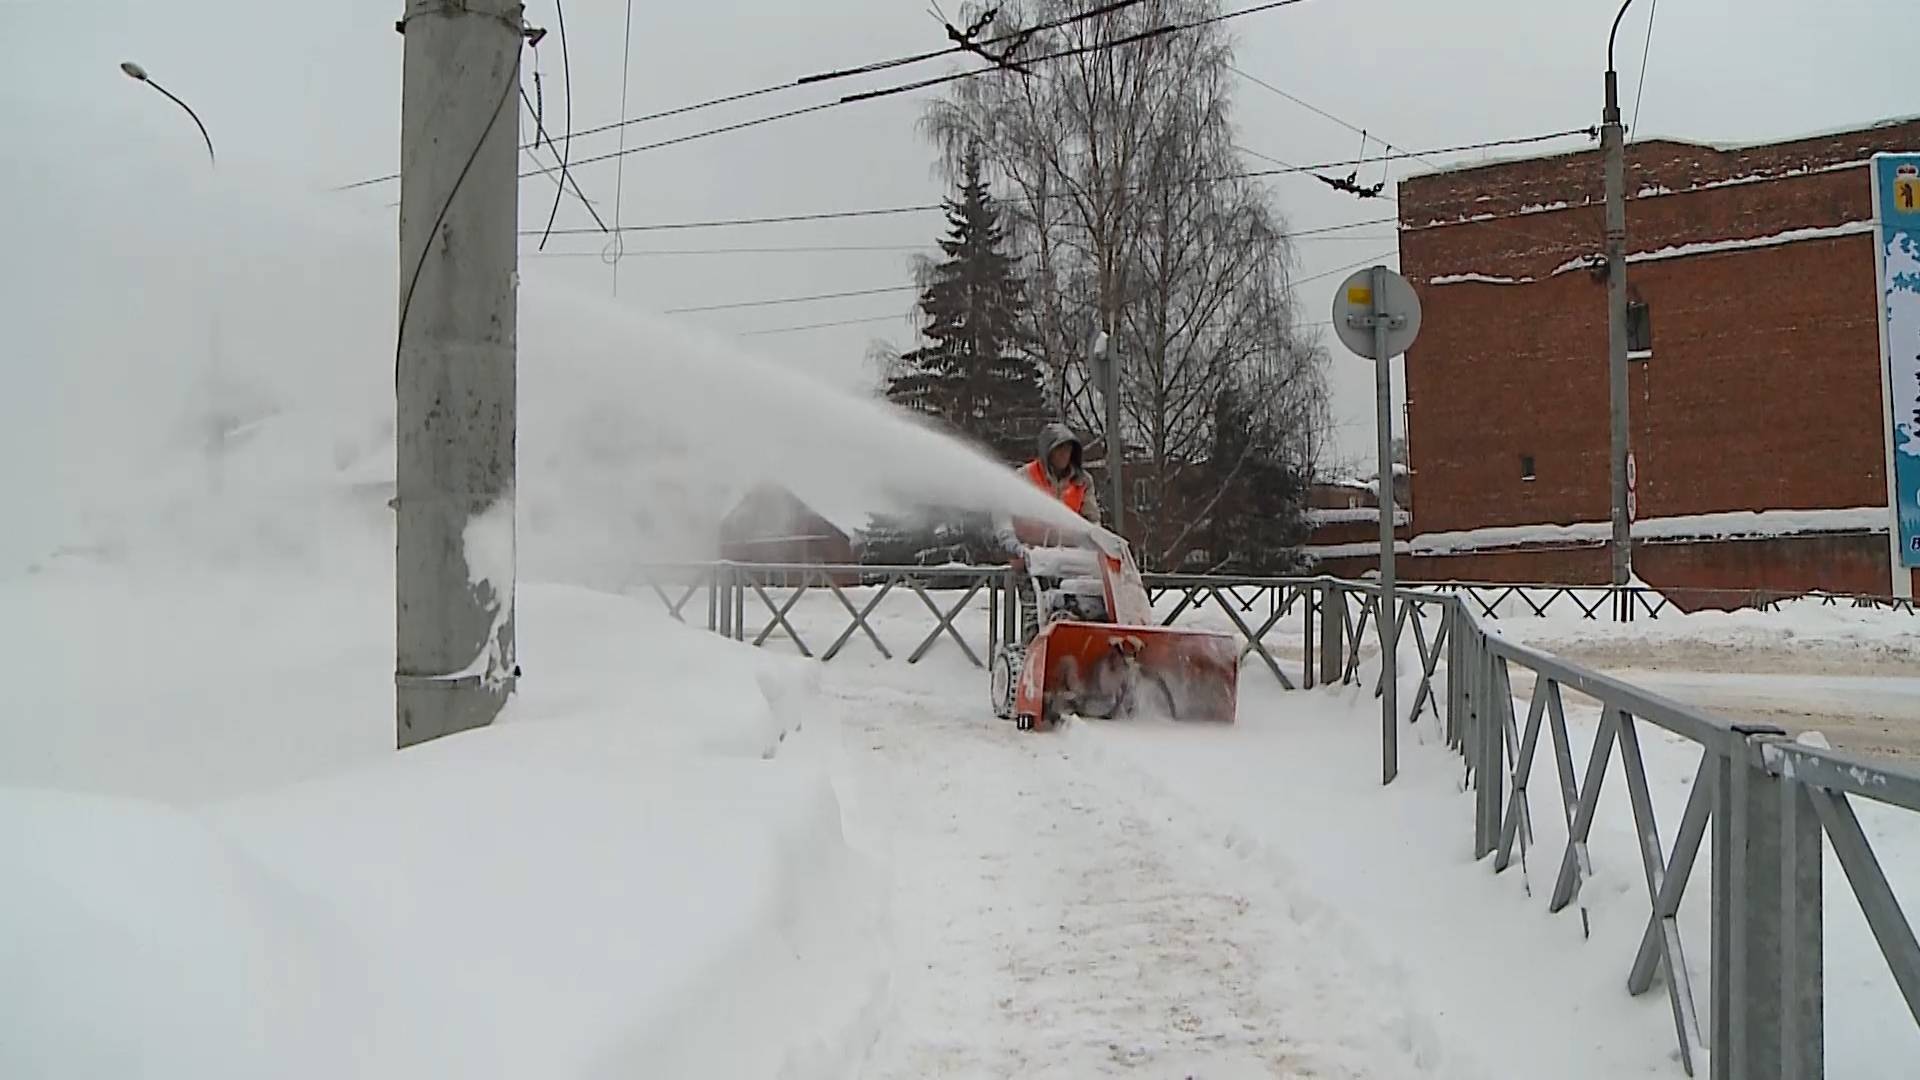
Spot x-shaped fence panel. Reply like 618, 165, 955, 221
1144, 575, 1305, 689
1437, 603, 1920, 1078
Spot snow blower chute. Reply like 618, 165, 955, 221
988, 534, 1238, 731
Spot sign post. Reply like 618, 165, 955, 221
1333, 265, 1422, 785
1872, 154, 1920, 599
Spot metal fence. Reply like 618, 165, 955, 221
638, 562, 1350, 688
640, 560, 1918, 1076
1413, 580, 1920, 622
1317, 579, 1920, 1079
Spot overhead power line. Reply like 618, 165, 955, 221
1229, 63, 1602, 249
679, 246, 1395, 322
526, 226, 1395, 259
1631, 0, 1660, 134
337, 0, 1158, 192
533, 0, 580, 249
517, 127, 1593, 241
525, 242, 935, 258
533, 203, 940, 235
527, 0, 1319, 181
662, 283, 919, 315
738, 312, 913, 337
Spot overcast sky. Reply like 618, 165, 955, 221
8, 0, 1912, 467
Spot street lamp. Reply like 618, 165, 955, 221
123, 59, 225, 494
120, 61, 215, 167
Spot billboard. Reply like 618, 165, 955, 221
1874, 154, 1920, 568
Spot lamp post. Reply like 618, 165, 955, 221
120, 62, 216, 167
122, 60, 225, 494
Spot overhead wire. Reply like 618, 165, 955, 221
534, 0, 578, 249
1231, 64, 1600, 254
605, 0, 638, 290
336, 0, 1157, 192
527, 0, 1320, 180
738, 312, 915, 337
1631, 0, 1659, 135
525, 242, 935, 258
519, 88, 608, 230
517, 132, 1587, 240
396, 42, 522, 377
662, 283, 920, 315
526, 221, 1395, 259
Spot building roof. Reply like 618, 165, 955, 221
1400, 114, 1920, 183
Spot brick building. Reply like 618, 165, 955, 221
1379, 116, 1920, 602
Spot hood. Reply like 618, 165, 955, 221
1036, 422, 1084, 477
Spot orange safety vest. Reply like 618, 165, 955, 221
1014, 459, 1089, 546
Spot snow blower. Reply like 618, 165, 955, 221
988, 534, 1239, 731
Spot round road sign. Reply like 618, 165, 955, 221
1331, 266, 1422, 360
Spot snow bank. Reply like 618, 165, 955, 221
0, 578, 886, 1079
1489, 594, 1920, 664
0, 573, 812, 804
1, 719, 885, 1080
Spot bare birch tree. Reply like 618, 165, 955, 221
921, 0, 1330, 567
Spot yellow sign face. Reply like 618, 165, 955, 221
1346, 285, 1373, 306
1897, 175, 1920, 214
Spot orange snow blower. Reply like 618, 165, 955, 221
989, 535, 1239, 732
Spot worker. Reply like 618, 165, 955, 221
996, 422, 1102, 643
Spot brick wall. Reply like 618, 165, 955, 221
1391, 118, 1920, 597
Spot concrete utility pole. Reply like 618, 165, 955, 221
395, 0, 522, 747
1604, 1, 1636, 619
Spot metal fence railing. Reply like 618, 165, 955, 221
636, 562, 1334, 683
641, 560, 1917, 1074
1312, 579, 1920, 1078
1415, 580, 1919, 622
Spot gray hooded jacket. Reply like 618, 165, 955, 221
995, 423, 1102, 554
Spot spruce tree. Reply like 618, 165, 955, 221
1200, 384, 1311, 574
886, 150, 1050, 463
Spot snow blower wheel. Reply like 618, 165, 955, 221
989, 644, 1021, 721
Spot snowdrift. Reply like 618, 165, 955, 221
0, 584, 886, 1080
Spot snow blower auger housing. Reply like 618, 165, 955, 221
989, 536, 1239, 731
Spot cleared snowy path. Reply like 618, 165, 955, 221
833, 666, 1443, 1080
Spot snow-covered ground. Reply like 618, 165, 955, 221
9, 556, 1920, 1076
1, 577, 890, 1080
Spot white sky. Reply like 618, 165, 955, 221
7, 0, 1912, 469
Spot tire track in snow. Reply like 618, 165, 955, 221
836, 671, 1435, 1079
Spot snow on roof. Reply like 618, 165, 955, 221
1305, 507, 1411, 527
1399, 114, 1920, 183
1412, 508, 1889, 555
1626, 114, 1920, 155
1303, 507, 1890, 561
1429, 221, 1875, 283
1547, 221, 1874, 277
